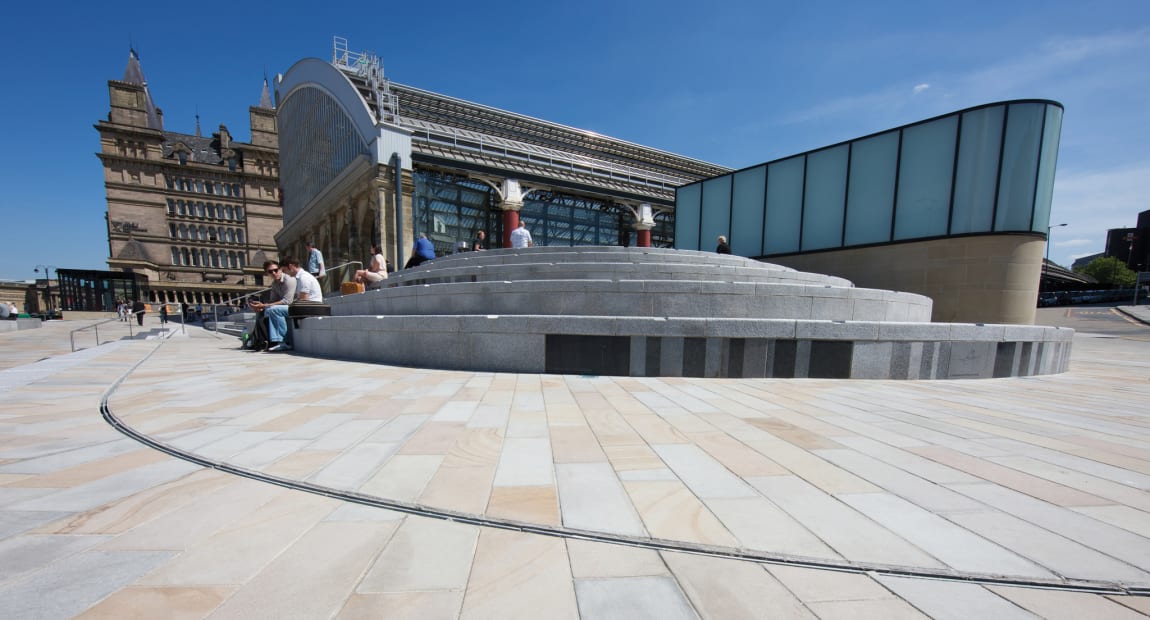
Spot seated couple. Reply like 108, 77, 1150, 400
354, 245, 389, 285
247, 256, 323, 352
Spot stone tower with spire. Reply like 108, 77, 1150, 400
96, 48, 282, 307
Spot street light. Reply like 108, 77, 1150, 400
1043, 224, 1068, 293
34, 265, 56, 318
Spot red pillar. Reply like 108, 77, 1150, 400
502, 209, 519, 248
636, 229, 652, 248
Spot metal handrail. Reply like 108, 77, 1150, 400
69, 304, 185, 351
321, 260, 362, 295
211, 288, 271, 333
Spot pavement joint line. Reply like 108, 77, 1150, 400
95, 334, 1150, 598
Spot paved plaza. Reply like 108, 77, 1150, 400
1, 311, 1150, 618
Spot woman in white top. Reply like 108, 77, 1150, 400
355, 245, 388, 284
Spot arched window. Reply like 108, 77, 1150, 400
211, 251, 220, 268
194, 180, 203, 193
178, 200, 187, 216
169, 223, 177, 238
226, 205, 235, 220
191, 249, 200, 266
179, 224, 188, 239
205, 181, 214, 195
228, 251, 237, 269
196, 202, 206, 217
167, 199, 176, 214
204, 226, 213, 242
226, 229, 235, 243
201, 249, 209, 266
238, 253, 246, 268
233, 183, 241, 197
237, 230, 245, 244
181, 248, 190, 265
171, 248, 180, 265
207, 203, 217, 219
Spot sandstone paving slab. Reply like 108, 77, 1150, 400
662, 551, 815, 620
209, 521, 398, 619
746, 475, 945, 568
357, 516, 478, 592
555, 462, 647, 536
0, 549, 176, 619
566, 538, 668, 579
987, 585, 1149, 620
460, 528, 578, 619
309, 442, 399, 490
0, 533, 111, 583
8, 459, 200, 512
946, 510, 1150, 584
947, 483, 1150, 573
876, 575, 1040, 619
814, 448, 987, 512
839, 492, 1054, 578
574, 575, 697, 620
75, 585, 236, 619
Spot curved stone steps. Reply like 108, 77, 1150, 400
333, 279, 931, 322
389, 260, 852, 287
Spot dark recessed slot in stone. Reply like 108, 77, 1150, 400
809, 340, 853, 379
546, 335, 631, 376
994, 342, 1017, 378
683, 338, 707, 377
645, 337, 662, 377
773, 340, 797, 378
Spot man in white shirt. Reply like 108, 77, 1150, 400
264, 256, 324, 352
510, 220, 533, 249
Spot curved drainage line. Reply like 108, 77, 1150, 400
100, 340, 1149, 598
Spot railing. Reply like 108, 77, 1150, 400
69, 304, 186, 352
321, 260, 362, 296
210, 288, 271, 333
206, 260, 362, 333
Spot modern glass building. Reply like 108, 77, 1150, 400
675, 100, 1064, 325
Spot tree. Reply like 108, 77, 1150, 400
1074, 256, 1137, 287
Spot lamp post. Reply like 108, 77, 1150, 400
34, 265, 56, 318
1043, 224, 1067, 292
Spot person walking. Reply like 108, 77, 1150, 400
160, 304, 168, 324
510, 220, 533, 249
131, 299, 146, 326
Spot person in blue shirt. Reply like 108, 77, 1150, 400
404, 233, 437, 269
305, 242, 325, 278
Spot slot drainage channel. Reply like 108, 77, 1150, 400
100, 338, 1149, 598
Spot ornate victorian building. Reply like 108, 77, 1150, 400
96, 49, 281, 307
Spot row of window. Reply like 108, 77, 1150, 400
675, 101, 1062, 256
165, 176, 243, 198
168, 223, 246, 244
170, 247, 248, 269
167, 199, 245, 221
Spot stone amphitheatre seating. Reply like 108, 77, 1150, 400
293, 246, 1072, 379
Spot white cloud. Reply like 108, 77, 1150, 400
1048, 161, 1150, 267
912, 83, 930, 95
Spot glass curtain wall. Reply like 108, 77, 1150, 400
412, 170, 639, 253
675, 100, 1063, 255
412, 171, 497, 256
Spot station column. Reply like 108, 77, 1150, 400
634, 203, 655, 248
500, 179, 524, 248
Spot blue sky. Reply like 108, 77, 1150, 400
1, 0, 1147, 281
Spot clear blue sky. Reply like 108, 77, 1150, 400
1, 0, 1147, 280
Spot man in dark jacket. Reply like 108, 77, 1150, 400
131, 299, 146, 326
